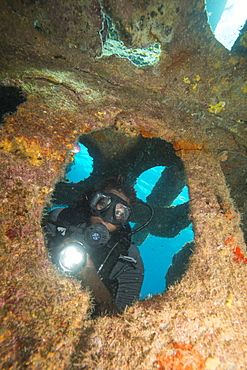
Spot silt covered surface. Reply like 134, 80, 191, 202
0, 0, 247, 368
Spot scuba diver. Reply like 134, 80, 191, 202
43, 176, 153, 316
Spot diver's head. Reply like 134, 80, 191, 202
99, 176, 137, 207
89, 176, 136, 232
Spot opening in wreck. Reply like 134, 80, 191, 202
205, 0, 247, 50
43, 127, 194, 311
0, 85, 27, 124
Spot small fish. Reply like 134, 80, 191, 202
70, 144, 81, 154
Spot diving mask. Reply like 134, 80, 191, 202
90, 192, 132, 225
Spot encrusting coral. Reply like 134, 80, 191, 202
0, 0, 247, 369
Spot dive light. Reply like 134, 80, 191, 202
54, 241, 87, 275
48, 201, 153, 276
50, 222, 111, 275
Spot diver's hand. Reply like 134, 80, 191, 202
77, 253, 102, 286
84, 253, 97, 270
78, 254, 120, 315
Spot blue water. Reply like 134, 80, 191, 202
66, 144, 194, 298
66, 143, 93, 182
134, 167, 193, 298
206, 0, 247, 50
134, 166, 166, 202
139, 225, 194, 298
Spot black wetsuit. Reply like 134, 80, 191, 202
44, 207, 144, 312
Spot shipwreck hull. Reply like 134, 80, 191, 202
1, 0, 247, 368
